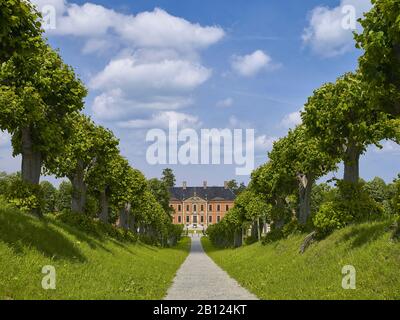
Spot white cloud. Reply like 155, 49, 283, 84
116, 8, 225, 51
44, 4, 226, 122
117, 111, 201, 130
0, 131, 11, 148
92, 89, 193, 121
33, 2, 225, 124
373, 141, 400, 154
280, 111, 302, 129
53, 3, 118, 36
231, 50, 272, 77
91, 56, 211, 94
90, 54, 211, 120
36, 2, 224, 53
303, 0, 372, 57
32, 0, 67, 14
254, 135, 277, 153
82, 38, 114, 55
216, 98, 234, 108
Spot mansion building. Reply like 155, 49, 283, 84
169, 181, 236, 230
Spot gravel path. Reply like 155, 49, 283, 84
165, 236, 258, 300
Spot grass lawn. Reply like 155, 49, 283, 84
202, 220, 400, 300
0, 203, 190, 300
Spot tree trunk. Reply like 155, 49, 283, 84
297, 172, 314, 225
257, 217, 261, 241
21, 127, 42, 185
273, 197, 286, 229
251, 220, 259, 240
99, 188, 109, 223
234, 229, 242, 247
344, 143, 361, 184
119, 203, 131, 230
128, 214, 136, 233
71, 160, 87, 214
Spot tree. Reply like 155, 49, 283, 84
56, 181, 73, 212
0, 0, 43, 63
40, 181, 57, 214
0, 43, 87, 187
226, 180, 246, 195
87, 153, 137, 224
206, 208, 242, 248
233, 190, 272, 241
268, 126, 337, 225
161, 168, 175, 188
310, 183, 335, 216
131, 189, 172, 245
302, 72, 388, 184
0, 171, 10, 195
355, 0, 400, 117
364, 177, 389, 204
148, 178, 172, 216
251, 162, 293, 229
111, 165, 147, 230
45, 114, 118, 214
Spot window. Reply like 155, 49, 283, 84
186, 205, 190, 212
178, 205, 181, 211
209, 216, 212, 223
201, 205, 204, 212
193, 204, 197, 212
193, 216, 197, 223
217, 204, 220, 212
186, 216, 190, 223
200, 216, 204, 223
226, 205, 229, 211
209, 204, 212, 211
217, 216, 221, 222
178, 216, 182, 223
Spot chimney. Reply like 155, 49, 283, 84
182, 181, 187, 190
203, 181, 207, 189
224, 181, 229, 189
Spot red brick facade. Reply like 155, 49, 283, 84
169, 182, 235, 230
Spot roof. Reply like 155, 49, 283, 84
169, 186, 236, 201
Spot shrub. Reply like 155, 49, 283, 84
282, 218, 302, 237
244, 235, 258, 245
56, 212, 138, 243
313, 181, 383, 237
4, 175, 44, 214
207, 221, 238, 248
166, 223, 184, 246
313, 202, 349, 237
262, 227, 284, 244
392, 178, 400, 215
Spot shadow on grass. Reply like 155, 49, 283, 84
50, 219, 113, 254
337, 221, 390, 249
0, 209, 86, 262
200, 237, 221, 254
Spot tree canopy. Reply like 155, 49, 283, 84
0, 0, 43, 63
0, 43, 87, 185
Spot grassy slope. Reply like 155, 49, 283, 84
202, 220, 400, 300
0, 204, 190, 300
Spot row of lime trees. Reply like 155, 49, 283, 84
207, 0, 400, 249
0, 1, 182, 246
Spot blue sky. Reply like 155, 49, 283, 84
0, 0, 399, 186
